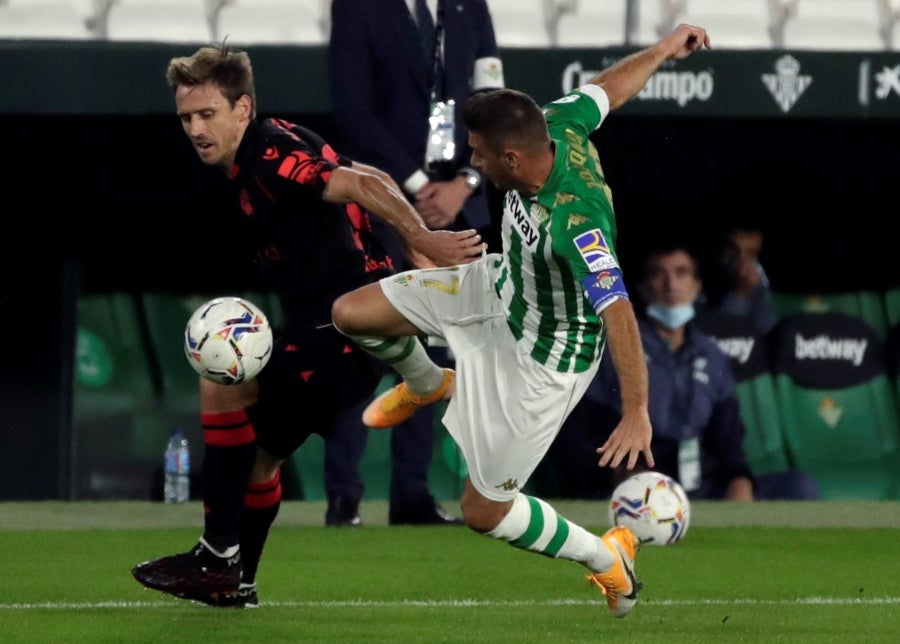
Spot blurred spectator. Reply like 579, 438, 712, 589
700, 225, 778, 334
542, 242, 819, 501
324, 0, 504, 525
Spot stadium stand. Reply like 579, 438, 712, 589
781, 0, 891, 51
1, 0, 898, 50
893, 1, 900, 48
769, 312, 900, 499
632, 0, 679, 45
0, 2, 94, 40
772, 290, 891, 338
215, 0, 328, 45
695, 311, 792, 476
553, 0, 631, 48
888, 322, 900, 414
73, 293, 168, 499
884, 287, 900, 327
139, 292, 208, 419
678, 0, 777, 49
105, 0, 214, 42
489, 0, 553, 48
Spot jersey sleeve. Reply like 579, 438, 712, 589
542, 84, 610, 136
565, 221, 630, 315
546, 104, 627, 315
258, 120, 342, 202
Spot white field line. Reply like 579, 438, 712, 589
1, 597, 899, 610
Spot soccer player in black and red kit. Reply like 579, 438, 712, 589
131, 43, 483, 607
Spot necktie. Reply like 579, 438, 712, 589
415, 0, 436, 59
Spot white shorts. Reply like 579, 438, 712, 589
380, 254, 599, 501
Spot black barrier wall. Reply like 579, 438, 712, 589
1, 43, 899, 499
2, 42, 899, 119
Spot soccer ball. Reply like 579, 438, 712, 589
184, 296, 273, 385
608, 471, 691, 546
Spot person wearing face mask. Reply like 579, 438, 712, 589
539, 241, 819, 502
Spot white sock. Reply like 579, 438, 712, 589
487, 494, 614, 572
199, 536, 239, 559
348, 334, 444, 394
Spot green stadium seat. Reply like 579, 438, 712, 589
140, 291, 209, 417
888, 323, 900, 499
884, 287, 900, 328
888, 321, 900, 414
771, 290, 889, 337
769, 312, 900, 500
695, 311, 791, 475
73, 292, 168, 499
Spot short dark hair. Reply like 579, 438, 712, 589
166, 42, 257, 117
463, 88, 549, 153
639, 243, 700, 282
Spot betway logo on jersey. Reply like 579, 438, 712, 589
573, 229, 617, 272
506, 191, 539, 249
561, 61, 713, 107
794, 333, 868, 367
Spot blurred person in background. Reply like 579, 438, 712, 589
325, 0, 505, 526
131, 43, 482, 608
545, 242, 818, 501
700, 224, 777, 334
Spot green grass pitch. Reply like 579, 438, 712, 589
1, 500, 898, 643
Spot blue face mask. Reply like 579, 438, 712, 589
647, 303, 695, 330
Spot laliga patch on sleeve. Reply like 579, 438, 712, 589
581, 268, 629, 313
573, 229, 618, 272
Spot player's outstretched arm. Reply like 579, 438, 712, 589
588, 23, 711, 111
323, 165, 483, 267
595, 298, 655, 471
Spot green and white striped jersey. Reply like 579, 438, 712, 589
495, 85, 627, 374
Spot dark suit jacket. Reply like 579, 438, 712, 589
328, 0, 501, 261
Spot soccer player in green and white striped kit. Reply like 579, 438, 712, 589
332, 24, 711, 618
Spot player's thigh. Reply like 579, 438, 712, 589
381, 256, 500, 342
447, 322, 594, 501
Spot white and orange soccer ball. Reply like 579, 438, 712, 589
184, 296, 273, 385
608, 471, 691, 546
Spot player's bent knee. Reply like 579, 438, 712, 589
331, 292, 359, 335
460, 489, 511, 533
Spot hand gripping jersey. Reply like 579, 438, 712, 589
495, 85, 628, 374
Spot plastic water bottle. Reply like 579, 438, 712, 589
163, 428, 191, 504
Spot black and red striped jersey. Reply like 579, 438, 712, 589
230, 118, 393, 325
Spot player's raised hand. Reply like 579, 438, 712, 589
663, 23, 711, 59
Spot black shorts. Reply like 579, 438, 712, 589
250, 322, 384, 459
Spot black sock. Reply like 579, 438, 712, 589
199, 408, 257, 551
240, 468, 283, 585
